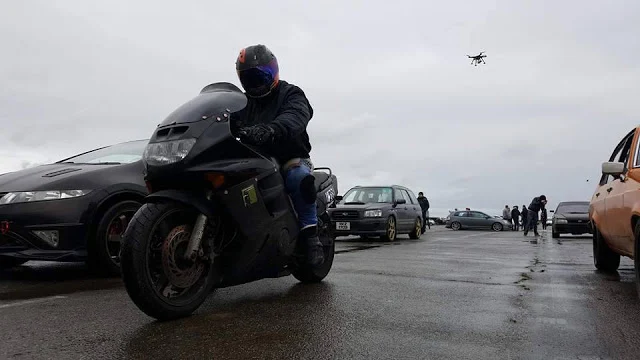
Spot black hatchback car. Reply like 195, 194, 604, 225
0, 139, 148, 274
328, 185, 423, 241
551, 201, 591, 238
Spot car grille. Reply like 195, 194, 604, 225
0, 233, 24, 247
567, 219, 588, 224
332, 210, 360, 220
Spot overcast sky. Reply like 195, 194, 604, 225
1, 1, 639, 216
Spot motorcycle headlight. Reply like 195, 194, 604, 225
143, 138, 196, 166
364, 209, 383, 217
0, 190, 92, 205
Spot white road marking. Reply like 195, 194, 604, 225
535, 317, 568, 325
0, 295, 67, 309
456, 232, 491, 239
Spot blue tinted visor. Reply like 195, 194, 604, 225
237, 60, 278, 97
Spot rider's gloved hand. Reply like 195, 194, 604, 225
238, 124, 277, 145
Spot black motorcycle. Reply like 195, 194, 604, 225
120, 82, 338, 321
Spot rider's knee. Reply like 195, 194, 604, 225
299, 174, 317, 204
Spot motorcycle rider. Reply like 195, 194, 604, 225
232, 44, 324, 266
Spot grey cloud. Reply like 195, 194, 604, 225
1, 0, 640, 216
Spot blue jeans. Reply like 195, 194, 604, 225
284, 162, 317, 229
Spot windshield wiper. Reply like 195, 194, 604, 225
344, 202, 365, 205
88, 162, 122, 165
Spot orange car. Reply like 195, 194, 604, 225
590, 126, 640, 295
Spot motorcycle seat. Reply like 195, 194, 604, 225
313, 171, 331, 191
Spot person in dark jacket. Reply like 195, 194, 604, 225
524, 195, 547, 237
521, 205, 528, 232
233, 44, 323, 265
511, 206, 521, 231
541, 208, 548, 230
417, 192, 430, 233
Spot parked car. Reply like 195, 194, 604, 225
589, 125, 640, 296
0, 139, 148, 274
445, 210, 511, 231
433, 217, 446, 225
328, 185, 423, 241
551, 201, 591, 238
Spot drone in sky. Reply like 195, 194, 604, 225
467, 51, 487, 66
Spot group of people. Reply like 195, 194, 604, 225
502, 195, 548, 236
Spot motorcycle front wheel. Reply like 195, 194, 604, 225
120, 201, 216, 321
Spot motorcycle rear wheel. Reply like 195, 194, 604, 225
120, 201, 216, 321
291, 233, 335, 283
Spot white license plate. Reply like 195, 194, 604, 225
336, 222, 351, 230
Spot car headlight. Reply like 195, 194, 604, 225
143, 138, 197, 166
0, 190, 92, 205
364, 209, 383, 217
555, 218, 568, 224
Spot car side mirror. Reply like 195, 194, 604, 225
395, 198, 406, 205
602, 161, 625, 178
335, 195, 343, 201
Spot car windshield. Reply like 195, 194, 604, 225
58, 140, 147, 165
556, 203, 589, 214
342, 187, 393, 204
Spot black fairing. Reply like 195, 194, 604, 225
143, 82, 337, 288
160, 82, 248, 126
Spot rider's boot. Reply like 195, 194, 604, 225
300, 225, 324, 266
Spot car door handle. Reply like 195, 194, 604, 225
607, 187, 613, 193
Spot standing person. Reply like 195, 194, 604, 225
524, 195, 547, 237
417, 192, 430, 233
541, 208, 548, 230
521, 205, 529, 232
511, 205, 521, 231
502, 205, 511, 221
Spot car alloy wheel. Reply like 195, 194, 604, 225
409, 218, 421, 239
384, 216, 396, 241
451, 222, 461, 231
106, 210, 137, 266
492, 223, 503, 232
89, 200, 141, 276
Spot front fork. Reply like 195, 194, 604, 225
184, 191, 212, 260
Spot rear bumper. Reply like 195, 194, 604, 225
331, 218, 387, 236
553, 223, 592, 235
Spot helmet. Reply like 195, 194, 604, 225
235, 44, 279, 98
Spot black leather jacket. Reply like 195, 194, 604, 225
233, 80, 313, 165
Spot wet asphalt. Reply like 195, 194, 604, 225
1, 227, 640, 360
